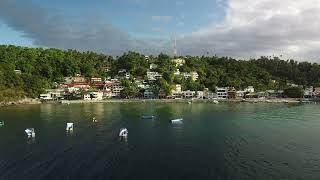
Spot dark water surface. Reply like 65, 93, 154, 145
1, 102, 320, 180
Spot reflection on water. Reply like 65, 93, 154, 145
1, 103, 320, 180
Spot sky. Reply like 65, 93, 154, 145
0, 0, 320, 62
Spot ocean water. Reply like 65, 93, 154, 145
0, 102, 320, 180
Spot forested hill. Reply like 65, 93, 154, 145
0, 45, 320, 101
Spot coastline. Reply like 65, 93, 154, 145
2, 98, 318, 107
59, 98, 305, 104
0, 98, 41, 107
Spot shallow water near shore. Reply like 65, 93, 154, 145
1, 102, 320, 179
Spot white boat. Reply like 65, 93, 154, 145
119, 128, 128, 137
0, 121, 4, 127
25, 128, 35, 138
213, 100, 219, 104
66, 123, 74, 131
92, 117, 97, 122
170, 118, 183, 123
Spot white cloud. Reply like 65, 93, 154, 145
178, 0, 320, 61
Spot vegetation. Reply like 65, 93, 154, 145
0, 45, 320, 101
283, 87, 303, 98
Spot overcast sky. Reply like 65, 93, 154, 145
0, 0, 320, 62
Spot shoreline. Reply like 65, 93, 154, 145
0, 98, 41, 107
59, 98, 305, 104
2, 98, 319, 107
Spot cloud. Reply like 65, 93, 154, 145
178, 0, 320, 61
0, 0, 170, 55
151, 16, 173, 23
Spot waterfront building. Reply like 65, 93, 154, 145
91, 92, 103, 100
304, 86, 314, 98
144, 85, 154, 99
244, 86, 255, 93
171, 84, 182, 99
236, 91, 245, 99
83, 94, 91, 100
216, 87, 228, 99
182, 90, 195, 99
227, 87, 237, 99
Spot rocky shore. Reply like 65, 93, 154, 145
0, 98, 41, 107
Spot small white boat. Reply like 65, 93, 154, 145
188, 101, 192, 104
92, 117, 97, 122
119, 128, 128, 137
170, 118, 183, 123
0, 121, 4, 127
66, 123, 74, 131
25, 128, 35, 138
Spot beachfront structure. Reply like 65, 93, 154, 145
196, 91, 204, 99
91, 92, 103, 100
314, 87, 320, 96
236, 91, 245, 99
227, 87, 236, 99
40, 89, 64, 101
83, 94, 91, 100
83, 92, 103, 100
147, 72, 162, 81
244, 86, 255, 93
144, 85, 154, 99
171, 84, 183, 99
104, 79, 124, 97
216, 87, 228, 99
182, 90, 195, 99
304, 86, 314, 98
172, 58, 185, 67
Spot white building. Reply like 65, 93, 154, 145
304, 86, 314, 98
125, 72, 131, 79
244, 86, 255, 93
182, 90, 195, 99
40, 93, 53, 100
236, 91, 246, 98
191, 72, 199, 81
216, 87, 228, 99
171, 84, 183, 99
83, 94, 91, 100
206, 92, 217, 99
182, 72, 199, 81
172, 58, 185, 67
196, 91, 204, 99
147, 72, 162, 81
91, 92, 103, 100
174, 69, 181, 76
